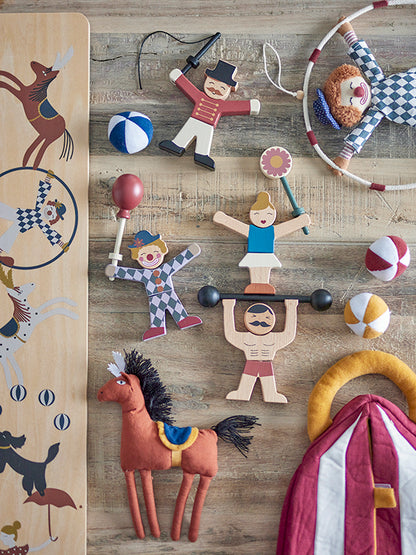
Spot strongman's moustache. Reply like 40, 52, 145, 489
250, 321, 270, 327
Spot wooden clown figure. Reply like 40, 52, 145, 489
214, 192, 311, 294
105, 230, 202, 341
222, 298, 298, 403
159, 60, 260, 171
314, 17, 416, 176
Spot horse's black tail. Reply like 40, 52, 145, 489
212, 415, 259, 458
45, 443, 60, 465
60, 129, 74, 162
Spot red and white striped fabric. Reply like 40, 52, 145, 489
365, 235, 410, 281
277, 394, 416, 554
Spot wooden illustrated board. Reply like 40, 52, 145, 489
0, 13, 89, 554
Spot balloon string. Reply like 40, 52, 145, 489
262, 42, 303, 100
138, 31, 218, 90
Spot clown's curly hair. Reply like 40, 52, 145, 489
324, 64, 363, 128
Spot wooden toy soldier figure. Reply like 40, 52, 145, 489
159, 60, 261, 171
222, 298, 298, 403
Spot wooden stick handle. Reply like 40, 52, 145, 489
108, 217, 126, 280
280, 176, 309, 235
182, 32, 221, 74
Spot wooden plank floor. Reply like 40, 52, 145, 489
2, 1, 416, 553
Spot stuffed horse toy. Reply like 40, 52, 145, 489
97, 350, 259, 542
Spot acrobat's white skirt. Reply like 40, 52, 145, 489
239, 252, 282, 268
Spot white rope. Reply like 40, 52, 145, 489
302, 0, 416, 191
263, 42, 299, 98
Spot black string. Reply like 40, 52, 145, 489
137, 31, 217, 90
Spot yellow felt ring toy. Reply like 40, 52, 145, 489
307, 350, 416, 442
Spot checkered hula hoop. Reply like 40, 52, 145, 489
302, 0, 416, 191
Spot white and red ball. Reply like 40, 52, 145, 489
365, 235, 410, 282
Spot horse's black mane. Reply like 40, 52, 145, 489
124, 350, 175, 425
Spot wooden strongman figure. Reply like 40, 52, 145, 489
159, 60, 260, 171
222, 298, 298, 403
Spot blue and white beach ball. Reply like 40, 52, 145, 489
108, 111, 153, 154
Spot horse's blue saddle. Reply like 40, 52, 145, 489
39, 99, 58, 119
157, 422, 199, 451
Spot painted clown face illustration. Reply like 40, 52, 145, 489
249, 206, 276, 228
43, 203, 57, 223
203, 76, 232, 100
339, 75, 371, 112
136, 244, 166, 269
244, 304, 276, 336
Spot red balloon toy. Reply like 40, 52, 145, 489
112, 173, 144, 219
108, 174, 144, 278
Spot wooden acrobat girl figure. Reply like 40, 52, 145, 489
214, 192, 310, 294
314, 17, 416, 176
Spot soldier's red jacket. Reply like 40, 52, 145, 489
174, 73, 252, 128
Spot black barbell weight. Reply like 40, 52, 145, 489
197, 285, 332, 312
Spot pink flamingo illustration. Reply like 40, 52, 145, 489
0, 47, 74, 169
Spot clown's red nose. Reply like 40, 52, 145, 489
354, 86, 365, 98
147, 254, 153, 261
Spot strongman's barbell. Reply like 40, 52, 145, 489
197, 285, 332, 312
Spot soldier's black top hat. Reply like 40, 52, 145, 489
205, 60, 238, 88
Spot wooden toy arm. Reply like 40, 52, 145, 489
222, 299, 244, 349
277, 299, 298, 348
274, 214, 311, 239
169, 68, 182, 83
165, 244, 201, 276
250, 99, 261, 115
307, 351, 416, 442
213, 211, 249, 237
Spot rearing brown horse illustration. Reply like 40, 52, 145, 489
0, 47, 74, 169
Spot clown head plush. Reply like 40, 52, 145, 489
314, 64, 371, 130
312, 16, 416, 177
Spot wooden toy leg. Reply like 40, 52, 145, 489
226, 373, 257, 401
188, 475, 212, 542
139, 469, 160, 538
246, 267, 275, 294
171, 471, 194, 541
260, 375, 288, 403
124, 470, 145, 539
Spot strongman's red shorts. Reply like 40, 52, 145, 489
243, 360, 274, 377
